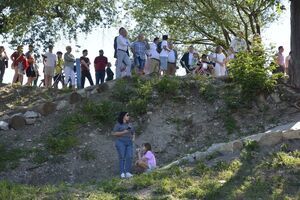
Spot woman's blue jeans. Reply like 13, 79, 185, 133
115, 138, 133, 174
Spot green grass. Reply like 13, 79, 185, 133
0, 148, 299, 199
0, 144, 28, 172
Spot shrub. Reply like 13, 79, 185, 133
0, 144, 26, 171
155, 76, 180, 96
199, 80, 218, 103
127, 98, 147, 115
228, 42, 280, 101
46, 133, 78, 154
112, 78, 137, 102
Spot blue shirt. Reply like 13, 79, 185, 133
132, 41, 148, 59
113, 122, 135, 140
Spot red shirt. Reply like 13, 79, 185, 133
94, 56, 108, 71
11, 51, 28, 70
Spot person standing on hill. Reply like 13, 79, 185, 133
149, 37, 160, 75
131, 33, 149, 75
112, 112, 135, 179
25, 44, 36, 86
43, 45, 56, 88
0, 46, 8, 84
80, 49, 94, 88
116, 27, 131, 78
159, 35, 170, 76
105, 62, 114, 81
94, 49, 108, 84
53, 51, 64, 89
180, 45, 195, 74
64, 46, 76, 90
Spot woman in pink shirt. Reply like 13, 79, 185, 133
136, 143, 157, 172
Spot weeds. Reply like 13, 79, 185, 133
0, 144, 27, 171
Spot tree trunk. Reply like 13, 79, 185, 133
289, 0, 300, 89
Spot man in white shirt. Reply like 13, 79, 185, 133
43, 45, 56, 88
116, 28, 131, 77
167, 42, 177, 76
149, 37, 160, 75
159, 35, 170, 75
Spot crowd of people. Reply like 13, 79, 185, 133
0, 28, 290, 89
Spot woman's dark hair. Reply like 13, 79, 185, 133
162, 35, 168, 40
143, 143, 152, 152
117, 111, 128, 124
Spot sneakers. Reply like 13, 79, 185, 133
120, 172, 133, 178
120, 173, 126, 179
125, 172, 133, 178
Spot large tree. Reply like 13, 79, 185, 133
0, 0, 116, 48
126, 0, 283, 49
289, 0, 300, 89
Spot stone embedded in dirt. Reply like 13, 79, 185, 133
24, 111, 40, 118
232, 140, 243, 151
0, 114, 10, 121
259, 132, 282, 146
9, 115, 26, 130
56, 100, 68, 111
270, 93, 281, 103
96, 83, 109, 93
0, 121, 9, 130
282, 131, 300, 140
38, 102, 57, 116
69, 92, 82, 104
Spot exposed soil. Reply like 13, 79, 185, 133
0, 79, 299, 185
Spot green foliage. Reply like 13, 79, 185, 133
132, 174, 155, 190
241, 140, 259, 160
82, 100, 121, 126
126, 0, 281, 48
199, 79, 218, 103
128, 98, 147, 115
0, 144, 27, 172
1, 0, 116, 49
46, 133, 78, 155
269, 151, 300, 169
60, 113, 89, 133
32, 150, 49, 164
112, 78, 137, 102
228, 42, 280, 101
155, 76, 180, 96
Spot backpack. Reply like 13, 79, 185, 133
156, 42, 162, 53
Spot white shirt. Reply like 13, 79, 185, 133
160, 40, 169, 57
117, 35, 130, 51
150, 43, 160, 59
168, 50, 176, 63
188, 52, 194, 65
44, 52, 56, 67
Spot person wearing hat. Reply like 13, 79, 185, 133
94, 49, 108, 84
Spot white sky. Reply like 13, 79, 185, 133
1, 3, 291, 85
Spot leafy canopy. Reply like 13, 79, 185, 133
0, 0, 116, 48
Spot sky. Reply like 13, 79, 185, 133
1, 2, 291, 85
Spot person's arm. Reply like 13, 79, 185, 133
80, 59, 89, 69
112, 129, 129, 137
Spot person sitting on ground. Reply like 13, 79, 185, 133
135, 143, 157, 173
135, 143, 156, 172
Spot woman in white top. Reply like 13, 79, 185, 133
210, 46, 226, 77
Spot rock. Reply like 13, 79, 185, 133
0, 121, 9, 130
69, 92, 82, 104
259, 132, 282, 146
232, 140, 243, 151
56, 100, 68, 111
270, 93, 281, 103
24, 111, 40, 125
9, 115, 26, 130
0, 114, 10, 121
97, 83, 109, 93
24, 111, 40, 118
38, 102, 57, 116
147, 111, 153, 115
207, 142, 233, 154
282, 131, 300, 140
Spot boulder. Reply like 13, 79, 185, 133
38, 102, 57, 116
207, 142, 233, 154
10, 115, 26, 130
0, 121, 9, 130
232, 140, 243, 151
69, 92, 82, 104
282, 131, 300, 140
56, 100, 68, 111
24, 111, 40, 118
259, 132, 282, 146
